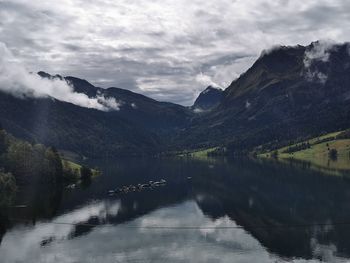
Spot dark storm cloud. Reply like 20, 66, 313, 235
1, 0, 350, 105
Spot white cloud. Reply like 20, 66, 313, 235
303, 40, 336, 84
1, 0, 350, 104
304, 40, 335, 68
193, 108, 205, 113
0, 42, 120, 111
195, 73, 222, 89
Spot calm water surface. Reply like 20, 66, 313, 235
1, 158, 350, 263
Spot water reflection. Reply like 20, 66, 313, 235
193, 159, 350, 261
1, 158, 350, 262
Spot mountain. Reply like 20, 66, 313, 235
2, 41, 350, 156
192, 86, 223, 112
177, 42, 350, 152
39, 72, 194, 133
0, 74, 193, 157
0, 92, 161, 157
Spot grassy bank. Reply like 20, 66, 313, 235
259, 130, 350, 172
175, 147, 219, 159
62, 159, 100, 182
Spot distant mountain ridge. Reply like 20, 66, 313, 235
1, 41, 350, 156
38, 72, 193, 132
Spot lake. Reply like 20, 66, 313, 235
1, 157, 350, 263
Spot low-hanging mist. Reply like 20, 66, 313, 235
0, 42, 120, 111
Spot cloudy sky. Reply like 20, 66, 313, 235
1, 0, 350, 105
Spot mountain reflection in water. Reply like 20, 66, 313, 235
1, 158, 350, 263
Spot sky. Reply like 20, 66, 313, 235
1, 0, 350, 106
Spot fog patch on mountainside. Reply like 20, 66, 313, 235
303, 40, 335, 67
303, 40, 336, 84
0, 43, 120, 111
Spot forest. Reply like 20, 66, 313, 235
0, 126, 93, 208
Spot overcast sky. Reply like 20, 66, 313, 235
1, 0, 350, 105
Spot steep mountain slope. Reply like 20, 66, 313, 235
0, 73, 193, 157
192, 86, 223, 111
178, 42, 350, 152
2, 41, 350, 156
39, 72, 193, 133
0, 92, 160, 157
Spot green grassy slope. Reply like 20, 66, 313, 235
62, 160, 100, 178
259, 130, 350, 171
